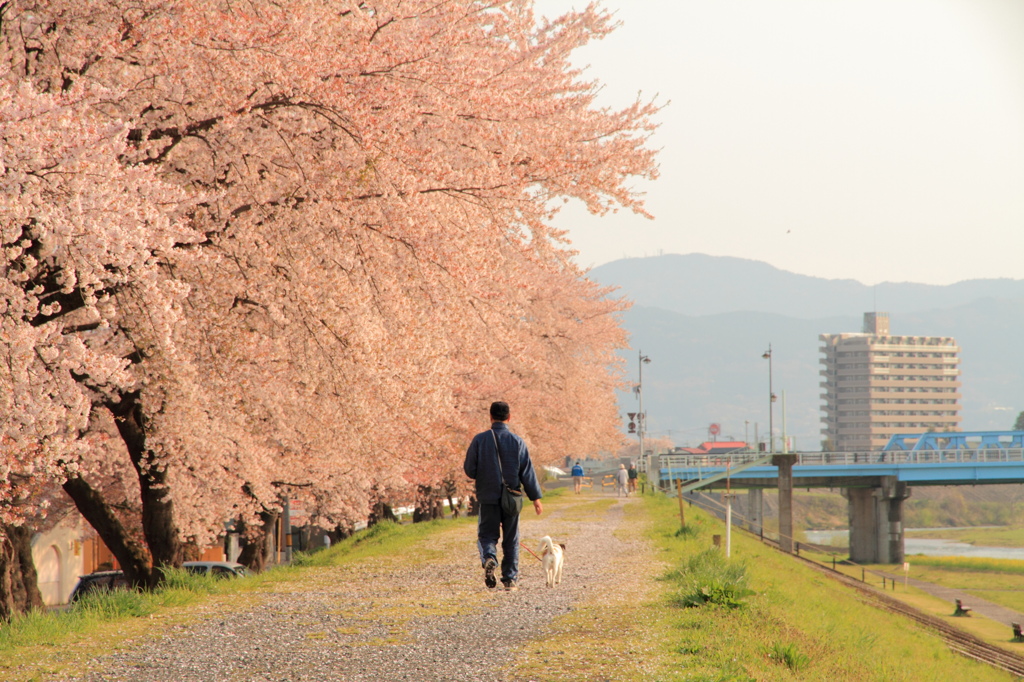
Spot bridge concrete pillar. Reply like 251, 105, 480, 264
747, 489, 763, 535
845, 488, 878, 563
772, 455, 797, 553
844, 477, 911, 564
883, 478, 911, 565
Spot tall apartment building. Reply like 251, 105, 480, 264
819, 312, 961, 451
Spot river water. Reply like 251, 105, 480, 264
804, 529, 1024, 561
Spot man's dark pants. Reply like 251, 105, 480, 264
476, 502, 521, 584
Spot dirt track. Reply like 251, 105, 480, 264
61, 494, 653, 682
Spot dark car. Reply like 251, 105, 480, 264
182, 561, 251, 578
69, 570, 133, 602
70, 561, 249, 602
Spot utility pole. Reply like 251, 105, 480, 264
762, 344, 776, 452
637, 351, 651, 487
725, 461, 732, 558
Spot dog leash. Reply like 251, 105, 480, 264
519, 541, 543, 562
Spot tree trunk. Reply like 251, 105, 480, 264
10, 524, 44, 612
236, 510, 279, 573
443, 476, 460, 519
0, 524, 45, 621
413, 485, 444, 523
412, 485, 431, 523
367, 501, 397, 527
62, 475, 155, 587
333, 524, 352, 541
106, 394, 183, 575
0, 531, 16, 622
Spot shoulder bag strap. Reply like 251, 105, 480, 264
491, 429, 504, 483
492, 429, 522, 493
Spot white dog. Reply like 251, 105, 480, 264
537, 536, 565, 588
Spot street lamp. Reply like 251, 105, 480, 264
762, 344, 777, 452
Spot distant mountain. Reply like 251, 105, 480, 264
590, 254, 1024, 450
590, 253, 1024, 320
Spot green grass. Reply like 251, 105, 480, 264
0, 571, 225, 681
511, 494, 1013, 681
0, 518, 462, 681
906, 525, 1024, 548
766, 641, 811, 672
4, 493, 1020, 682
641, 495, 1011, 680
880, 555, 1024, 616
904, 555, 1024, 576
666, 548, 753, 609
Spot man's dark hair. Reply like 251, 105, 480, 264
490, 401, 510, 421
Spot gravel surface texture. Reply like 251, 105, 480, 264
62, 494, 650, 682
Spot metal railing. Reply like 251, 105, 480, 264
658, 448, 1024, 472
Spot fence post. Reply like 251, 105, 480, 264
675, 479, 686, 529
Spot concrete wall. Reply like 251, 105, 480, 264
31, 521, 87, 606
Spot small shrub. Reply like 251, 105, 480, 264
159, 567, 221, 593
73, 589, 156, 620
291, 551, 316, 567
674, 524, 699, 539
766, 641, 810, 671
667, 548, 753, 609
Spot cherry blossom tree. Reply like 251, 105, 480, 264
1, 0, 657, 600
0, 75, 201, 596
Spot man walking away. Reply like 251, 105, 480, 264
463, 401, 543, 590
616, 463, 629, 497
571, 461, 585, 494
627, 462, 638, 493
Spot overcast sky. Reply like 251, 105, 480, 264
535, 0, 1024, 286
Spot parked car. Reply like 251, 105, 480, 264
182, 561, 251, 578
69, 570, 133, 602
70, 561, 249, 602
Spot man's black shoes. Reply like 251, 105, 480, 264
483, 558, 497, 589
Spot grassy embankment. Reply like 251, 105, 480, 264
2, 491, 1018, 682
905, 525, 1024, 547
0, 518, 464, 682
512, 492, 1012, 682
866, 554, 1024, 635
901, 555, 1024, 621
787, 549, 1024, 649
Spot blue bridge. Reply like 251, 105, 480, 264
652, 431, 1024, 565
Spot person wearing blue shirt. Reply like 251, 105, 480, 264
463, 401, 543, 591
571, 461, 585, 494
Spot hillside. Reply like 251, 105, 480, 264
590, 254, 1024, 448
592, 253, 1024, 319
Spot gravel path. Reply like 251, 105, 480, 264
64, 494, 651, 682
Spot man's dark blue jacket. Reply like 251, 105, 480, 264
463, 422, 543, 505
